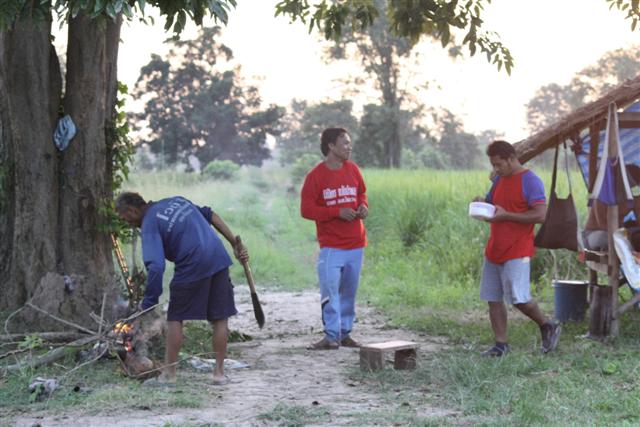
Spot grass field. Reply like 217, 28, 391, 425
117, 163, 640, 425
3, 163, 640, 425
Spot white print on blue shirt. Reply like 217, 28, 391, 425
155, 198, 194, 233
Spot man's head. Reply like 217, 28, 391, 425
487, 140, 520, 177
115, 192, 147, 228
321, 127, 351, 161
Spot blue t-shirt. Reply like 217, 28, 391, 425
140, 196, 233, 309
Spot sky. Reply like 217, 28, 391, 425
112, 0, 640, 143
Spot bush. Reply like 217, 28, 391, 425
202, 160, 240, 181
290, 153, 321, 186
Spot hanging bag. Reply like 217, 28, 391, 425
534, 142, 580, 251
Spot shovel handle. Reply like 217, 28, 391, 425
235, 236, 257, 293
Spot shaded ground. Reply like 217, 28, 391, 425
11, 286, 452, 426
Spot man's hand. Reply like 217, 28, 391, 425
487, 205, 508, 222
356, 204, 368, 219
339, 208, 357, 221
233, 241, 249, 263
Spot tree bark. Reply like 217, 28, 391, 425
0, 14, 123, 331
0, 16, 61, 311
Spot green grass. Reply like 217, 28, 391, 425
257, 403, 331, 427
4, 165, 640, 425
121, 164, 318, 297
0, 354, 215, 420
119, 166, 640, 425
350, 313, 640, 426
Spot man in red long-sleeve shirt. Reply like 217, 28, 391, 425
301, 127, 368, 350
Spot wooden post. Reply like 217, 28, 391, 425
588, 285, 613, 338
607, 104, 620, 337
588, 124, 600, 193
588, 269, 598, 305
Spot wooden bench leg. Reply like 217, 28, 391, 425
360, 349, 384, 370
394, 348, 416, 370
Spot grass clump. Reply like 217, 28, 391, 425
257, 403, 330, 427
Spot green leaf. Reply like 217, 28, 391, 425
105, 2, 116, 18
602, 361, 619, 375
164, 14, 174, 31
94, 0, 105, 13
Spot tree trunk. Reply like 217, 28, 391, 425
0, 14, 123, 332
0, 16, 62, 312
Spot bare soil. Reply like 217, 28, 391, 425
11, 286, 453, 426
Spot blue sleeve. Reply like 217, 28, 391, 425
522, 171, 546, 206
198, 205, 213, 224
141, 230, 166, 309
486, 177, 499, 203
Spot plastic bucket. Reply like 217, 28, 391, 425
553, 280, 588, 322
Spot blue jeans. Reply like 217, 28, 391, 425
317, 247, 364, 342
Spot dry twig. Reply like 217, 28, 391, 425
26, 303, 97, 336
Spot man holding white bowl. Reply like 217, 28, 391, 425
472, 140, 561, 357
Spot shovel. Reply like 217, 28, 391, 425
235, 236, 265, 329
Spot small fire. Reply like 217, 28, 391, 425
114, 322, 133, 335
113, 322, 134, 354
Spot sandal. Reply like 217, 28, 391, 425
307, 337, 339, 350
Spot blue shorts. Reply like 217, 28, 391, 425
167, 268, 238, 322
480, 257, 532, 305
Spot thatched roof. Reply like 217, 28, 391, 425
514, 74, 640, 163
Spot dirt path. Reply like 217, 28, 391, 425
13, 287, 451, 426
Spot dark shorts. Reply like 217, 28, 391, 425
167, 268, 238, 322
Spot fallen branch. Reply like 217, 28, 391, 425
2, 303, 161, 375
117, 304, 158, 324
0, 347, 31, 361
4, 304, 26, 334
3, 335, 99, 372
0, 332, 87, 343
89, 312, 109, 330
26, 303, 97, 336
62, 343, 109, 378
97, 292, 107, 337
130, 351, 215, 379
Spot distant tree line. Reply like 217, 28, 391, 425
130, 22, 494, 174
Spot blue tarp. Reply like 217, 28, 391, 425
576, 102, 640, 186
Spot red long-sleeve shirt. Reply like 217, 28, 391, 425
300, 160, 368, 249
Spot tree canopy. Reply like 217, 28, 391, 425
275, 0, 513, 74
525, 46, 640, 134
131, 26, 284, 168
278, 99, 358, 165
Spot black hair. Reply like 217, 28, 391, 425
486, 140, 516, 160
320, 127, 348, 156
115, 192, 147, 213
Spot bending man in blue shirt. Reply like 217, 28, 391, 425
116, 192, 248, 386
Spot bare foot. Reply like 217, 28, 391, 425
212, 373, 230, 386
158, 372, 177, 384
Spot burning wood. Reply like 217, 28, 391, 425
4, 300, 165, 379
111, 313, 166, 378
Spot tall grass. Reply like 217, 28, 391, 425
120, 166, 598, 318
122, 163, 318, 294
4, 165, 638, 425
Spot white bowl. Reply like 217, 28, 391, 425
469, 202, 495, 220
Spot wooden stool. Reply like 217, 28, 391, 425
359, 340, 417, 370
